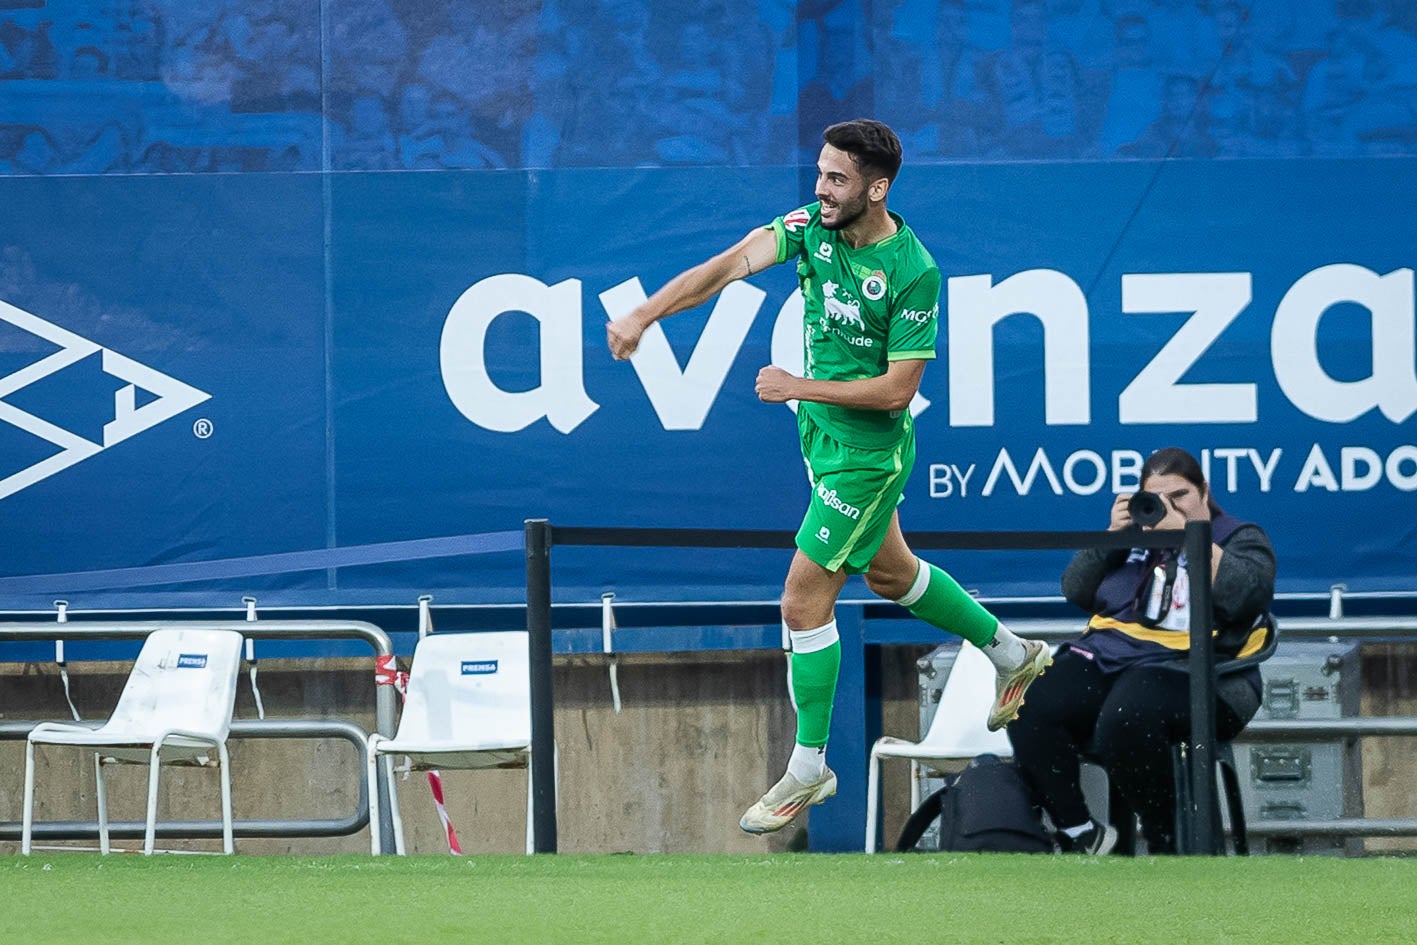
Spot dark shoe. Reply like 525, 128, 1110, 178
1059, 820, 1118, 855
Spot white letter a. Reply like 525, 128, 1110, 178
600, 277, 762, 431
440, 274, 598, 433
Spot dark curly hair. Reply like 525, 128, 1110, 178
822, 119, 903, 184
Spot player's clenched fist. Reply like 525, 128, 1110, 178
606, 313, 649, 360
755, 365, 798, 403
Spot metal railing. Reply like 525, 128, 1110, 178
0, 619, 398, 851
1002, 616, 1417, 844
6, 600, 1413, 851
1239, 718, 1417, 840
528, 518, 1224, 854
0, 718, 370, 841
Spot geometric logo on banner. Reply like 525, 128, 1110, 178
0, 297, 211, 501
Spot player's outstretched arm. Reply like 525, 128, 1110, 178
755, 358, 926, 412
607, 227, 779, 360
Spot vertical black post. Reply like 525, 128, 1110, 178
1183, 519, 1217, 855
525, 518, 558, 853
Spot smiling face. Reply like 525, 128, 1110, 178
1142, 472, 1212, 521
814, 143, 881, 231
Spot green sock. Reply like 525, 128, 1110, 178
789, 624, 841, 748
897, 560, 998, 648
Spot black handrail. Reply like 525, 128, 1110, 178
526, 520, 1221, 855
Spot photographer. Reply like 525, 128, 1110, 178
1007, 447, 1276, 854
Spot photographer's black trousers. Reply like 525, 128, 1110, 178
1007, 648, 1253, 853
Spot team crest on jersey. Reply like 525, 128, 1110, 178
863, 271, 887, 301
784, 208, 811, 233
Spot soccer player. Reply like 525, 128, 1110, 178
606, 119, 1050, 835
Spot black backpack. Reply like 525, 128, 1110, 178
895, 753, 1053, 853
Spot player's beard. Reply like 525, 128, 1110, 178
819, 187, 869, 231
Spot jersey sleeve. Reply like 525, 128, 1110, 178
886, 266, 942, 361
767, 203, 817, 265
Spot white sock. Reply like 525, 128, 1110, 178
787, 743, 827, 782
789, 619, 839, 654
894, 558, 930, 608
1061, 821, 1094, 839
982, 621, 1028, 671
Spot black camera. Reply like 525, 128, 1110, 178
1127, 491, 1167, 528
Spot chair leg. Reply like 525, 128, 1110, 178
21, 739, 37, 856
525, 757, 534, 856
218, 742, 235, 855
144, 743, 162, 856
95, 754, 110, 855
1108, 776, 1138, 856
1170, 742, 1192, 855
367, 739, 383, 855
1171, 742, 1236, 856
1217, 745, 1248, 856
387, 755, 406, 856
865, 750, 881, 854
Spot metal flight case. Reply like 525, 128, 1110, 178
1233, 639, 1364, 856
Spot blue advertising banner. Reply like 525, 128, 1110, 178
0, 157, 1413, 608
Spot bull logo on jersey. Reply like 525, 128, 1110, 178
821, 280, 865, 330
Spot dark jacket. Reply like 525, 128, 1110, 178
1061, 513, 1276, 663
1058, 511, 1275, 733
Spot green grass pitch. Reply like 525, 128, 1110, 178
5, 852, 1414, 944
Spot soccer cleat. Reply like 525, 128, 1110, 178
1059, 820, 1118, 855
739, 767, 838, 834
987, 639, 1052, 731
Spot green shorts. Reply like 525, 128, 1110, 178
795, 410, 915, 574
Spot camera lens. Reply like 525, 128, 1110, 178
1128, 491, 1167, 527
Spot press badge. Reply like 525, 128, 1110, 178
1141, 555, 1191, 632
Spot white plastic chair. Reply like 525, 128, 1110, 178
865, 641, 1012, 852
367, 630, 555, 855
22, 627, 244, 856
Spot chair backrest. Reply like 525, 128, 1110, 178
395, 631, 532, 748
106, 628, 244, 740
918, 642, 1013, 758
1219, 611, 1279, 675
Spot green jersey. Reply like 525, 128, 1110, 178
768, 202, 942, 450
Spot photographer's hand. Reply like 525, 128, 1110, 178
1108, 493, 1133, 531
